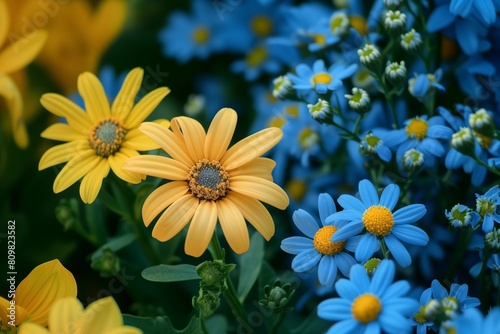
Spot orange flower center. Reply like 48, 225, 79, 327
251, 15, 273, 37
405, 118, 428, 140
89, 117, 127, 157
192, 26, 210, 44
313, 225, 345, 255
351, 293, 382, 323
362, 205, 394, 236
246, 45, 268, 67
310, 73, 332, 86
187, 159, 229, 201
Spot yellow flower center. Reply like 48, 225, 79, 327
89, 117, 127, 157
246, 45, 268, 67
406, 118, 429, 140
285, 105, 299, 117
310, 73, 332, 86
414, 306, 427, 324
351, 293, 382, 323
251, 15, 273, 37
299, 127, 319, 149
187, 159, 229, 201
362, 205, 394, 236
312, 34, 326, 45
474, 132, 492, 149
286, 179, 307, 201
192, 26, 210, 44
267, 115, 286, 128
313, 225, 345, 255
350, 16, 367, 35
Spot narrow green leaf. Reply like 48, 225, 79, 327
142, 264, 200, 282
237, 232, 264, 303
91, 233, 136, 261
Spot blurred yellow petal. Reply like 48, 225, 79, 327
204, 107, 237, 161
0, 73, 27, 148
185, 200, 217, 257
0, 0, 9, 45
221, 127, 283, 170
123, 155, 188, 181
39, 140, 88, 170
124, 87, 170, 129
170, 115, 206, 162
229, 157, 276, 181
53, 151, 100, 193
152, 194, 198, 242
18, 323, 50, 334
106, 327, 143, 334
16, 259, 77, 326
217, 197, 249, 254
77, 297, 122, 333
91, 0, 127, 54
0, 29, 47, 74
77, 71, 110, 122
108, 147, 143, 184
142, 181, 188, 227
41, 123, 83, 142
0, 296, 29, 326
124, 128, 161, 151
230, 175, 289, 210
79, 158, 110, 204
111, 67, 143, 119
40, 93, 92, 131
48, 297, 84, 334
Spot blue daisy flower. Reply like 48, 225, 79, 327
475, 185, 500, 232
281, 193, 360, 287
317, 259, 419, 334
408, 288, 436, 334
326, 179, 429, 267
429, 279, 480, 316
445, 307, 500, 334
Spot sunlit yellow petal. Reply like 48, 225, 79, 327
0, 296, 28, 326
38, 140, 88, 170
77, 71, 110, 122
53, 151, 100, 194
124, 87, 170, 129
79, 158, 110, 204
0, 0, 9, 46
18, 323, 50, 334
91, 0, 127, 54
227, 192, 275, 240
123, 155, 188, 181
108, 148, 143, 184
221, 127, 283, 170
111, 67, 143, 119
142, 181, 189, 227
152, 195, 198, 242
124, 128, 160, 151
0, 29, 47, 74
40, 93, 92, 131
106, 327, 143, 334
41, 123, 84, 142
229, 157, 276, 181
138, 122, 193, 167
48, 297, 84, 334
16, 259, 77, 326
77, 297, 122, 333
217, 198, 249, 254
204, 108, 237, 160
170, 115, 206, 162
0, 73, 27, 147
185, 200, 217, 257
230, 175, 289, 210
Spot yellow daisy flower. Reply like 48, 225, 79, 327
0, 0, 47, 148
18, 296, 142, 334
38, 67, 170, 204
123, 107, 289, 257
0, 259, 77, 329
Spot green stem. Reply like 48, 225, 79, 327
270, 312, 286, 334
380, 240, 390, 259
199, 315, 209, 334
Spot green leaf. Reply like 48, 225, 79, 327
237, 232, 264, 303
142, 264, 200, 282
123, 315, 201, 334
205, 314, 228, 334
91, 233, 136, 261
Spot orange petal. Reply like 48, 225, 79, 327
229, 157, 275, 181
0, 0, 9, 46
217, 197, 249, 254
152, 194, 198, 242
204, 108, 237, 161
79, 158, 110, 204
0, 296, 29, 326
142, 181, 189, 227
170, 115, 206, 162
229, 175, 289, 210
77, 71, 110, 123
123, 155, 188, 181
111, 67, 143, 119
185, 200, 217, 257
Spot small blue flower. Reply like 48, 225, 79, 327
281, 193, 360, 287
429, 279, 480, 317
445, 204, 481, 228
317, 259, 419, 334
408, 288, 436, 334
326, 179, 429, 267
475, 185, 500, 232
445, 307, 500, 334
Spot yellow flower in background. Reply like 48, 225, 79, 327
0, 259, 77, 329
38, 67, 170, 204
123, 108, 289, 257
18, 296, 142, 334
0, 0, 47, 148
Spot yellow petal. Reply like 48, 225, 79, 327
142, 181, 189, 227
0, 296, 28, 326
18, 323, 50, 334
77, 71, 110, 123
0, 29, 47, 74
48, 297, 84, 334
106, 327, 143, 334
138, 122, 193, 167
41, 123, 84, 142
170, 115, 206, 162
77, 297, 122, 333
53, 151, 100, 193
185, 200, 217, 257
0, 0, 9, 46
16, 259, 77, 326
0, 73, 27, 148
229, 157, 276, 181
152, 194, 198, 242
79, 158, 110, 204
221, 127, 283, 170
40, 93, 92, 131
123, 155, 188, 181
204, 108, 237, 161
90, 0, 127, 54
226, 192, 275, 240
38, 140, 88, 170
229, 175, 289, 210
124, 87, 170, 129
108, 147, 143, 184
217, 197, 249, 254
124, 128, 160, 151
111, 67, 143, 119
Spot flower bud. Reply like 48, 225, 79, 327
91, 248, 121, 278
363, 258, 381, 275
358, 43, 382, 74
385, 60, 407, 87
401, 29, 422, 53
384, 10, 406, 35
402, 148, 424, 172
451, 127, 475, 157
469, 108, 495, 138
445, 204, 480, 228
272, 75, 294, 99
485, 228, 500, 251
307, 98, 333, 124
345, 87, 371, 113
259, 279, 295, 313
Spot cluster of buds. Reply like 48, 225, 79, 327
259, 279, 295, 313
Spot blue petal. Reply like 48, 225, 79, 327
427, 5, 456, 32
281, 236, 314, 255
335, 252, 357, 277
318, 193, 337, 225
355, 233, 379, 263
421, 138, 445, 157
345, 235, 362, 253
391, 225, 429, 246
296, 63, 313, 78
292, 209, 320, 238
379, 311, 415, 334
312, 59, 326, 72
383, 297, 419, 314
358, 179, 380, 206
317, 298, 353, 321
364, 320, 381, 334
327, 319, 362, 334
411, 75, 430, 97
291, 248, 321, 272
482, 214, 494, 232
384, 235, 412, 267
375, 144, 392, 162
370, 259, 394, 294
393, 204, 427, 224
349, 264, 370, 291
427, 125, 453, 139
331, 220, 364, 242
380, 280, 410, 301
431, 279, 448, 299
379, 184, 400, 210
450, 0, 474, 16
335, 278, 362, 300
455, 19, 480, 56
337, 194, 367, 211
318, 255, 338, 287
473, 0, 496, 25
